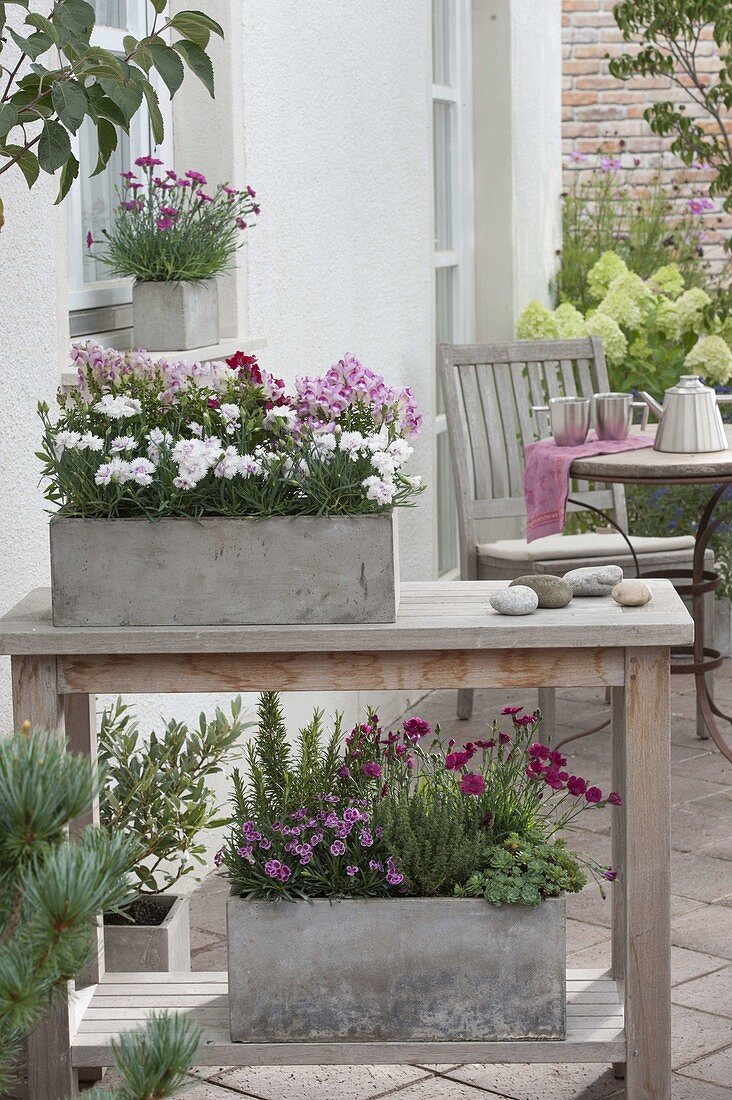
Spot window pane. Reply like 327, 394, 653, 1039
437, 430, 458, 574
436, 265, 456, 415
432, 0, 452, 85
433, 100, 454, 250
80, 117, 130, 285
92, 0, 128, 28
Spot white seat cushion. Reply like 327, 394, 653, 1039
477, 532, 696, 563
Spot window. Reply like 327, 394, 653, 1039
67, 1, 173, 333
432, 0, 474, 575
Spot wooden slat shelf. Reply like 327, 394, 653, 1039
71, 970, 625, 1067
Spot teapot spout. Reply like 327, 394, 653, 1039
639, 391, 663, 420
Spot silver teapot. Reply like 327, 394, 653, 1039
639, 375, 732, 454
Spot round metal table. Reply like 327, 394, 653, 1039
571, 424, 732, 763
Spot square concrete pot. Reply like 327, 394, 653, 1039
50, 512, 400, 627
104, 895, 190, 973
227, 895, 566, 1043
133, 279, 218, 352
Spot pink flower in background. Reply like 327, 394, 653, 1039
362, 761, 382, 779
186, 169, 207, 185
687, 196, 714, 214
196, 189, 213, 203
135, 155, 163, 168
607, 791, 622, 806
585, 786, 603, 804
601, 156, 621, 171
569, 149, 587, 163
86, 231, 94, 249
156, 215, 175, 231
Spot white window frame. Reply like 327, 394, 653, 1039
67, 1, 173, 313
433, 0, 474, 575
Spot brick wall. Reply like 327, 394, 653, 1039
562, 0, 730, 278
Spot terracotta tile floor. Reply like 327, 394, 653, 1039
158, 676, 732, 1098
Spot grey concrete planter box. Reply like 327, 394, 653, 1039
104, 895, 190, 973
227, 896, 565, 1043
133, 279, 218, 351
50, 512, 399, 627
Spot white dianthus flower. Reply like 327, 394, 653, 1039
365, 426, 389, 452
338, 430, 366, 455
94, 457, 132, 486
110, 435, 137, 454
55, 430, 82, 456
312, 432, 337, 454
93, 394, 142, 419
129, 457, 156, 486
388, 438, 412, 465
79, 432, 104, 452
219, 403, 241, 424
264, 405, 298, 429
237, 453, 263, 477
370, 450, 397, 478
362, 475, 395, 505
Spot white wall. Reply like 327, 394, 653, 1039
472, 0, 562, 341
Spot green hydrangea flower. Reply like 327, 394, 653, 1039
674, 287, 712, 336
685, 335, 732, 386
585, 311, 628, 367
655, 296, 681, 340
554, 302, 586, 339
597, 272, 654, 330
516, 300, 559, 341
587, 251, 629, 301
649, 263, 685, 300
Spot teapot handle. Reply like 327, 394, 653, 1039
632, 400, 650, 430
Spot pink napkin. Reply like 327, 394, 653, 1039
524, 432, 653, 542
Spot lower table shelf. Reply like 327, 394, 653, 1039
71, 969, 625, 1068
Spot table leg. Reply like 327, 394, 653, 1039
65, 694, 104, 1085
623, 647, 672, 1100
9, 656, 77, 1100
611, 686, 626, 1081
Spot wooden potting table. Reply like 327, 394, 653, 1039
0, 581, 693, 1100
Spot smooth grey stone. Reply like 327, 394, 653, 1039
563, 564, 623, 597
489, 585, 539, 616
510, 574, 573, 609
612, 580, 653, 607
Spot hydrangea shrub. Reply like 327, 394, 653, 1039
517, 251, 732, 399
39, 344, 423, 518
219, 697, 619, 906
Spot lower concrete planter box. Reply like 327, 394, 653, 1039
227, 896, 566, 1042
104, 895, 190, 973
133, 279, 219, 352
50, 512, 399, 627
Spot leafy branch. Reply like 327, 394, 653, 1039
0, 0, 223, 213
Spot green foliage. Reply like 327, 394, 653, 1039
229, 692, 351, 827
0, 1, 223, 216
455, 835, 586, 907
627, 482, 732, 602
558, 156, 711, 312
610, 1, 732, 220
518, 251, 732, 400
378, 790, 489, 896
99, 696, 247, 894
221, 698, 616, 905
89, 1011, 201, 1100
0, 725, 199, 1096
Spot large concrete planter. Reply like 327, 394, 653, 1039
49, 512, 399, 627
132, 279, 218, 351
104, 895, 190, 973
227, 896, 566, 1043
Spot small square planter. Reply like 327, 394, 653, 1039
133, 279, 218, 352
49, 512, 400, 627
103, 895, 190, 973
227, 895, 566, 1043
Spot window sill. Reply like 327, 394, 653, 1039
62, 336, 267, 389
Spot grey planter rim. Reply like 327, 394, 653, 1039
104, 892, 188, 928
